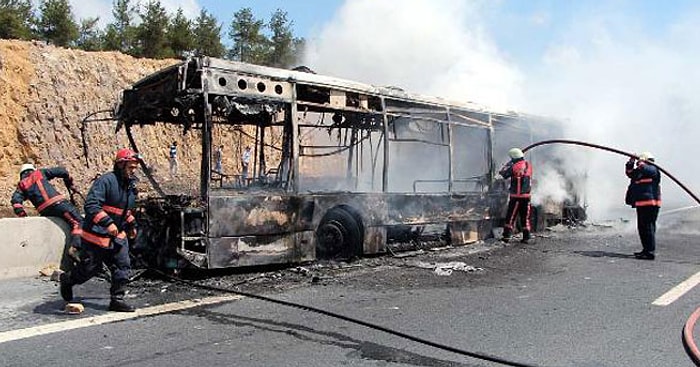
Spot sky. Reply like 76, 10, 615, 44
67, 0, 700, 220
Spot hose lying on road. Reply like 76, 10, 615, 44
141, 139, 700, 366
522, 138, 700, 365
153, 269, 542, 367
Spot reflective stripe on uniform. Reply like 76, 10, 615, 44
36, 180, 49, 203
36, 195, 65, 212
18, 170, 42, 191
102, 204, 125, 215
82, 231, 126, 248
93, 211, 108, 223
635, 199, 662, 207
505, 201, 521, 229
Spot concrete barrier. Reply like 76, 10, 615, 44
0, 217, 71, 280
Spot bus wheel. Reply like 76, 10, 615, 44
316, 208, 362, 260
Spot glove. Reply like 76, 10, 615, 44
127, 227, 137, 239
68, 246, 81, 262
106, 223, 119, 236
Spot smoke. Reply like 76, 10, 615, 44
304, 1, 700, 221
303, 0, 522, 111
521, 7, 700, 220
531, 167, 570, 207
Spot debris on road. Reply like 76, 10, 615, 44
408, 261, 483, 276
65, 303, 84, 315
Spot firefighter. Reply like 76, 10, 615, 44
60, 148, 141, 312
625, 151, 661, 260
499, 148, 533, 243
11, 163, 83, 254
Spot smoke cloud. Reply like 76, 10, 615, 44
303, 0, 522, 111
304, 0, 700, 221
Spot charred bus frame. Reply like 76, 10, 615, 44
112, 56, 576, 270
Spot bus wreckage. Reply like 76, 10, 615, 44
87, 56, 586, 270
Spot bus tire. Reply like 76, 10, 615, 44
316, 207, 363, 260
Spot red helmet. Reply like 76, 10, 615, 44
115, 148, 142, 163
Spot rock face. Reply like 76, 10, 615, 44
0, 40, 194, 216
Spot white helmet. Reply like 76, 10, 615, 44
508, 148, 524, 159
19, 163, 35, 175
639, 151, 655, 161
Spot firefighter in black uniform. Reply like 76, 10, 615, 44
11, 163, 83, 253
625, 151, 661, 260
499, 148, 533, 243
60, 148, 141, 312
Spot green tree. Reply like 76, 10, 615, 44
0, 0, 35, 40
76, 17, 102, 51
228, 7, 268, 64
37, 0, 78, 47
266, 9, 301, 68
166, 8, 193, 58
103, 0, 137, 54
193, 9, 225, 57
136, 0, 170, 58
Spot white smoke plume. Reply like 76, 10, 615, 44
304, 0, 700, 221
303, 0, 522, 112
522, 8, 700, 220
531, 167, 571, 207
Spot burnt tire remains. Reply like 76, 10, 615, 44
316, 207, 363, 260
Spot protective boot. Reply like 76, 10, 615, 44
634, 251, 655, 260
59, 272, 73, 302
521, 230, 531, 244
109, 281, 135, 312
501, 227, 512, 243
108, 299, 135, 312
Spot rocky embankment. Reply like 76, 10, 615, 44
0, 40, 229, 216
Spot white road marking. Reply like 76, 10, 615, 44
653, 271, 700, 306
0, 294, 242, 344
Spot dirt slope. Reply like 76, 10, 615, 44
0, 40, 197, 216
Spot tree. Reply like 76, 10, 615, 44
0, 0, 35, 40
266, 9, 301, 68
37, 0, 78, 47
193, 9, 225, 57
166, 8, 193, 58
136, 0, 170, 58
76, 17, 102, 51
228, 7, 268, 64
103, 0, 137, 54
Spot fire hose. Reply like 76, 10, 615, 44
521, 139, 700, 366
134, 139, 700, 366
67, 186, 85, 209
521, 139, 700, 206
153, 268, 541, 367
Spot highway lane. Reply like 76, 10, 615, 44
1, 221, 700, 366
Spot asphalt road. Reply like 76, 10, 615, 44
2, 218, 700, 367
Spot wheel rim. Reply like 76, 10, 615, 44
316, 207, 363, 260
319, 220, 344, 244
318, 220, 346, 256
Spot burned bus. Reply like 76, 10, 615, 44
106, 56, 583, 270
